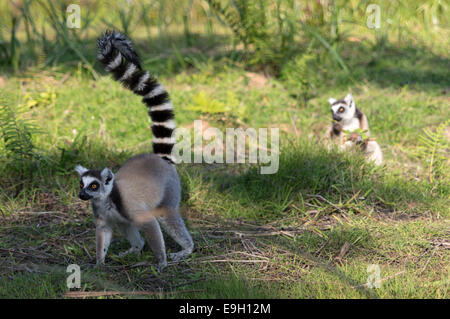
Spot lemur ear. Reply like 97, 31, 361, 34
344, 93, 354, 106
328, 98, 337, 105
101, 167, 114, 185
75, 165, 88, 176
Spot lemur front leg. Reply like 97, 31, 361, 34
116, 222, 145, 257
95, 220, 113, 265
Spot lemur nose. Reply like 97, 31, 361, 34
333, 114, 342, 121
79, 190, 92, 201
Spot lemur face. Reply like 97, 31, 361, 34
328, 93, 355, 122
75, 165, 114, 201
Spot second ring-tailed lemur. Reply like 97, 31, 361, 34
326, 93, 383, 165
75, 31, 193, 270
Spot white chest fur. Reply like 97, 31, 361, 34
341, 118, 360, 132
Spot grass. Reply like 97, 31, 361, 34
0, 1, 449, 299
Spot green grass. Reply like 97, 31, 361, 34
0, 1, 449, 299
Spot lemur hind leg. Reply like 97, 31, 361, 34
138, 217, 167, 271
365, 140, 383, 166
340, 140, 354, 151
157, 207, 194, 262
116, 222, 145, 257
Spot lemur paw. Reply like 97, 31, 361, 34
169, 251, 189, 262
155, 261, 167, 272
118, 247, 141, 257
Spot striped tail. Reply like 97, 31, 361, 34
97, 31, 175, 163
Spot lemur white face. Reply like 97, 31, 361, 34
328, 93, 355, 122
75, 165, 114, 201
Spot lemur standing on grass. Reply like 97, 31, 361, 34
75, 31, 193, 270
326, 93, 383, 165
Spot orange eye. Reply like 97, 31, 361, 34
91, 184, 97, 190
80, 182, 84, 189
339, 107, 344, 113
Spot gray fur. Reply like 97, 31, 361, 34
75, 154, 194, 270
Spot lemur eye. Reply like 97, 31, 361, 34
339, 107, 344, 113
90, 183, 98, 190
80, 182, 84, 189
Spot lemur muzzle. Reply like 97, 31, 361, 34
79, 190, 92, 201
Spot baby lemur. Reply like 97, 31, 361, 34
75, 31, 193, 270
326, 93, 383, 165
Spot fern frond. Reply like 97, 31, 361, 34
416, 120, 450, 183
0, 91, 41, 178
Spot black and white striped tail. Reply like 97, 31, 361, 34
97, 31, 175, 164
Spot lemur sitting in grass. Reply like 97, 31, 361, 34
325, 93, 383, 165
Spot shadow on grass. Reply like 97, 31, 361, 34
0, 32, 234, 77
2, 30, 448, 96
176, 137, 444, 298
353, 44, 450, 92
0, 134, 443, 298
184, 137, 437, 222
0, 134, 132, 200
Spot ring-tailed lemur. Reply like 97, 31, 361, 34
75, 31, 193, 270
326, 93, 383, 165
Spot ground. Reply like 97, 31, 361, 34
0, 23, 449, 298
